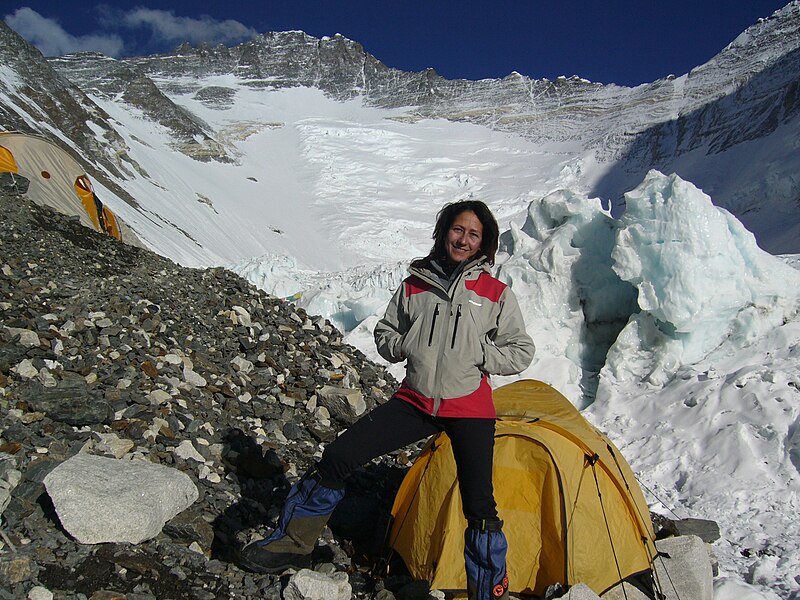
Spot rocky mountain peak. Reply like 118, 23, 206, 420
0, 22, 144, 207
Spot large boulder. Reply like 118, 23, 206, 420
602, 535, 713, 600
43, 453, 198, 544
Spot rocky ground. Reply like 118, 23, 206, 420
0, 192, 426, 599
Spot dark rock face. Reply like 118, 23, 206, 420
0, 194, 418, 598
20, 379, 113, 426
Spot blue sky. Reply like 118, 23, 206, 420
3, 1, 791, 86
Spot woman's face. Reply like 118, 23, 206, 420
445, 210, 483, 263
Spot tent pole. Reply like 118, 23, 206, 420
589, 457, 628, 600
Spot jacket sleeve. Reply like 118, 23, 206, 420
481, 286, 535, 376
374, 282, 408, 363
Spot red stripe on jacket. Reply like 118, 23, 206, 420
405, 276, 433, 297
394, 377, 495, 418
465, 272, 506, 302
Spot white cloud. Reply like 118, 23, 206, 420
111, 7, 258, 47
4, 6, 258, 58
4, 7, 125, 57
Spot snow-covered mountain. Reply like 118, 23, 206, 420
2, 4, 800, 598
2, 2, 799, 259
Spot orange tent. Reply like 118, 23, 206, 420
1, 131, 135, 242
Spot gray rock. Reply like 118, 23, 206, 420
92, 432, 135, 459
317, 385, 367, 424
602, 535, 713, 600
0, 455, 21, 517
13, 358, 39, 379
183, 366, 207, 387
5, 327, 40, 348
43, 453, 198, 544
665, 518, 721, 543
27, 586, 54, 600
567, 583, 601, 599
0, 555, 38, 586
163, 510, 215, 550
21, 379, 113, 426
173, 439, 206, 462
284, 568, 352, 600
231, 355, 254, 373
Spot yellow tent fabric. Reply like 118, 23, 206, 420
0, 132, 134, 242
0, 145, 17, 172
388, 380, 657, 597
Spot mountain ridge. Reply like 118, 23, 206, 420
1, 3, 799, 257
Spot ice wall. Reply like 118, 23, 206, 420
495, 170, 800, 403
602, 170, 800, 387
496, 189, 638, 405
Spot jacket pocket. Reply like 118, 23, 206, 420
401, 302, 439, 358
453, 303, 486, 367
459, 306, 490, 367
450, 304, 461, 349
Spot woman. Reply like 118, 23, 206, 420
241, 200, 535, 600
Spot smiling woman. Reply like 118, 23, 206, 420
240, 199, 535, 599
430, 200, 500, 268
446, 210, 483, 263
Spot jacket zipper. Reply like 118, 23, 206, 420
450, 304, 461, 349
431, 301, 452, 416
428, 304, 439, 346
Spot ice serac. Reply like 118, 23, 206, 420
231, 254, 407, 333
496, 189, 638, 404
603, 170, 800, 386
490, 169, 799, 405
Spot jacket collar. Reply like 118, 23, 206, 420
409, 255, 489, 294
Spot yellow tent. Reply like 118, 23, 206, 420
0, 131, 136, 242
388, 380, 658, 597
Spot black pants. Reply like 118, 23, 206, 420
316, 396, 498, 522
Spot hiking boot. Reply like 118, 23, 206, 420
465, 519, 509, 600
239, 471, 345, 574
239, 542, 313, 574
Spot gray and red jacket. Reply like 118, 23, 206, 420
374, 256, 535, 418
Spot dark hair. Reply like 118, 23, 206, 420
420, 200, 500, 266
